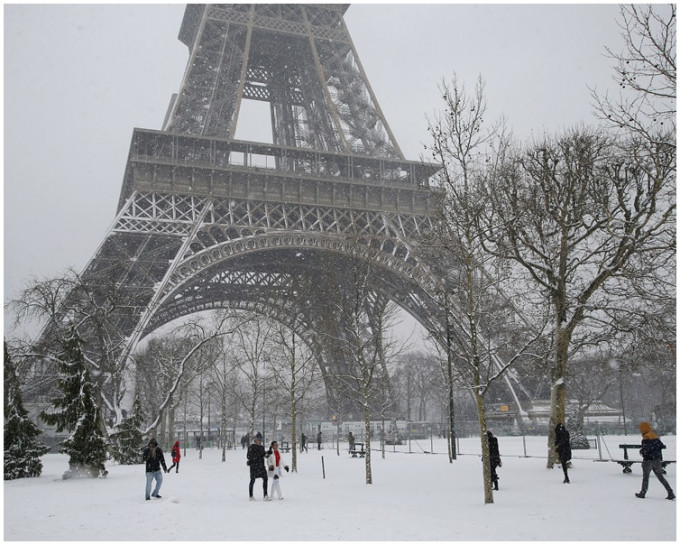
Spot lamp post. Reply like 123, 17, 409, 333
445, 292, 457, 459
619, 370, 627, 436
610, 359, 627, 435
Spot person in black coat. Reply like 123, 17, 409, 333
635, 421, 675, 500
487, 431, 502, 490
247, 432, 271, 501
554, 423, 571, 483
143, 438, 168, 500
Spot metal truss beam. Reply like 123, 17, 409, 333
36, 4, 536, 420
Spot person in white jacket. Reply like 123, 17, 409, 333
266, 441, 289, 500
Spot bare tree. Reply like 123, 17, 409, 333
592, 4, 676, 141
270, 320, 320, 472
231, 314, 276, 442
135, 314, 245, 441
323, 253, 407, 485
566, 354, 619, 437
189, 340, 223, 459
483, 126, 674, 466
209, 336, 240, 462
6, 269, 144, 424
424, 75, 547, 502
134, 335, 192, 447
613, 293, 676, 431
394, 351, 440, 422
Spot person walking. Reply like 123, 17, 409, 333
487, 431, 502, 490
300, 432, 308, 453
348, 431, 355, 453
554, 423, 572, 483
247, 432, 271, 501
317, 430, 323, 450
635, 421, 675, 500
143, 438, 168, 500
167, 440, 181, 473
267, 440, 290, 500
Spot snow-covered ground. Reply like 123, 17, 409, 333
4, 434, 676, 541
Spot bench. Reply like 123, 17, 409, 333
349, 442, 366, 457
614, 443, 674, 474
280, 442, 291, 453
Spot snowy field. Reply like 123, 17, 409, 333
4, 434, 676, 541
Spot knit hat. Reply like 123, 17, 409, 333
149, 438, 158, 446
254, 432, 263, 441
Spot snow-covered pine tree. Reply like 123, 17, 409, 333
4, 343, 51, 480
109, 395, 145, 464
40, 325, 109, 478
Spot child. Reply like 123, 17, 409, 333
267, 440, 289, 500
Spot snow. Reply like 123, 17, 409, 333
4, 434, 676, 541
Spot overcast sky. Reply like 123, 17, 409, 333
4, 3, 625, 335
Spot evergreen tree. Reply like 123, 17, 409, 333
40, 325, 109, 478
4, 343, 50, 480
109, 395, 145, 464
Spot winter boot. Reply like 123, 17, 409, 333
666, 492, 675, 500
635, 492, 645, 498
493, 480, 499, 491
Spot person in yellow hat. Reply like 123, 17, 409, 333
635, 422, 675, 500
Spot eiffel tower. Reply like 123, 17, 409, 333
46, 4, 530, 418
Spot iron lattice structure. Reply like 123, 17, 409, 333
44, 4, 533, 416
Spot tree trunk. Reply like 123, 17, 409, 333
182, 394, 187, 456
477, 402, 494, 504
159, 410, 166, 448
167, 405, 175, 448
291, 400, 297, 472
289, 330, 298, 471
221, 393, 227, 462
364, 400, 372, 485
445, 294, 457, 461
381, 411, 386, 459
547, 317, 570, 468
198, 384, 204, 460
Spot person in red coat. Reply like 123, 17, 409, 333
167, 441, 181, 473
